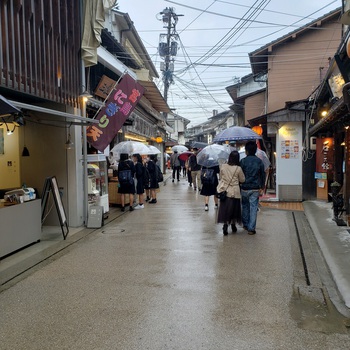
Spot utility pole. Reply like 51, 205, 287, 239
158, 7, 182, 120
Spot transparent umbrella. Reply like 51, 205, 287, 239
197, 144, 231, 167
172, 145, 188, 153
239, 149, 270, 171
146, 145, 161, 154
111, 141, 150, 157
213, 126, 262, 142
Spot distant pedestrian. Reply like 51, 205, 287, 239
217, 151, 245, 235
147, 154, 160, 204
200, 165, 219, 211
117, 153, 136, 212
180, 158, 186, 177
185, 158, 192, 187
188, 148, 202, 191
132, 153, 145, 209
240, 141, 266, 235
170, 150, 181, 182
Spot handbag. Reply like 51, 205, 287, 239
216, 167, 238, 202
217, 190, 227, 202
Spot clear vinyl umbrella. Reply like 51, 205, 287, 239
111, 141, 150, 157
239, 148, 270, 171
171, 145, 188, 153
196, 144, 231, 167
213, 126, 262, 142
146, 145, 161, 154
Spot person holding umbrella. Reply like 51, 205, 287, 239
240, 141, 266, 235
117, 153, 136, 212
170, 150, 181, 182
216, 151, 245, 235
188, 148, 202, 191
200, 162, 219, 211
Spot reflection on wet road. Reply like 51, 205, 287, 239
0, 175, 349, 349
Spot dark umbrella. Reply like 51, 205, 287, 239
213, 126, 261, 142
190, 141, 208, 149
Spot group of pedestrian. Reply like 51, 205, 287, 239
170, 141, 265, 235
117, 153, 161, 212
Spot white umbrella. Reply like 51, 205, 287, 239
147, 145, 161, 154
172, 145, 188, 153
197, 144, 231, 167
111, 141, 150, 157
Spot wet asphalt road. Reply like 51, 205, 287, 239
1, 175, 350, 349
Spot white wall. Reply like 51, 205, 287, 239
276, 122, 303, 197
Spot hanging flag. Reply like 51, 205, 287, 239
86, 74, 144, 152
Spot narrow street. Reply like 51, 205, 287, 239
0, 175, 349, 349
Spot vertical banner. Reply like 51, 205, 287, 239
86, 74, 144, 152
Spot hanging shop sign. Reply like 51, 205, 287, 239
86, 74, 145, 152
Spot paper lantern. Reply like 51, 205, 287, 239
252, 125, 263, 136
156, 137, 163, 143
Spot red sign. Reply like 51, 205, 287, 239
86, 74, 144, 152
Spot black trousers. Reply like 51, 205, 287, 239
172, 166, 181, 180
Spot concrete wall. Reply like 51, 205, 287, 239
267, 21, 341, 112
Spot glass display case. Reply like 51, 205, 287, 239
87, 154, 109, 214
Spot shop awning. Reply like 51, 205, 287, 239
309, 98, 346, 135
0, 95, 21, 117
97, 46, 137, 80
139, 80, 171, 113
9, 100, 99, 126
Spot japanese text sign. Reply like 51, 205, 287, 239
87, 74, 144, 152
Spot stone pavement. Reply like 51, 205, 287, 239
0, 173, 350, 349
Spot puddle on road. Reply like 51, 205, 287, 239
290, 287, 350, 334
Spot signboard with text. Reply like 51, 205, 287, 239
86, 74, 144, 152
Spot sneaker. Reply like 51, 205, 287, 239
223, 224, 228, 235
205, 205, 209, 211
129, 206, 134, 212
177, 179, 180, 181
248, 230, 256, 235
149, 199, 157, 204
121, 207, 125, 212
172, 179, 174, 183
134, 204, 144, 210
231, 224, 237, 233
146, 196, 150, 202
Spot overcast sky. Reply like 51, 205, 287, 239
119, 0, 340, 126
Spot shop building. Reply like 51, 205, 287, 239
230, 8, 342, 201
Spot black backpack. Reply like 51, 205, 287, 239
201, 168, 215, 185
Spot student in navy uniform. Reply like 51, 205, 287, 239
117, 153, 135, 212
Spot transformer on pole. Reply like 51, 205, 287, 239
158, 7, 182, 119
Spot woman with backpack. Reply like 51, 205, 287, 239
132, 153, 146, 209
117, 153, 136, 212
147, 154, 160, 204
200, 165, 220, 211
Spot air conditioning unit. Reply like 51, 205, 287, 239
310, 136, 317, 150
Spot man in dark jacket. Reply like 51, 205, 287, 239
170, 150, 181, 182
240, 141, 266, 235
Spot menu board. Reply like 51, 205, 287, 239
280, 140, 299, 159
